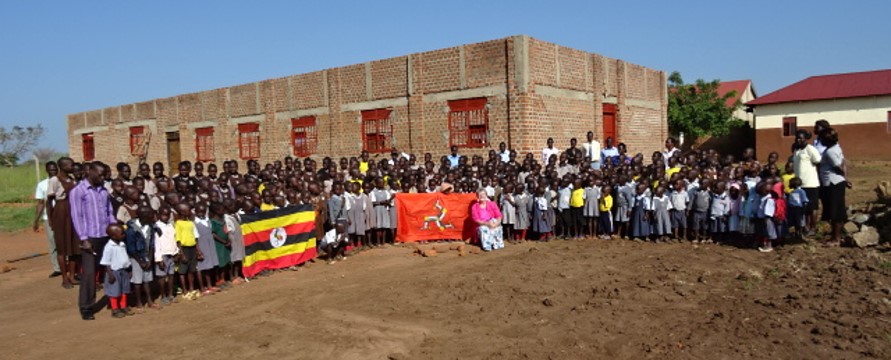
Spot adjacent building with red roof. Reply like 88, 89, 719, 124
745, 69, 891, 161
718, 79, 756, 124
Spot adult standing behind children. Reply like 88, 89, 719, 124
33, 161, 61, 279
69, 161, 117, 320
582, 131, 602, 170
791, 129, 821, 236
47, 157, 81, 289
817, 128, 851, 247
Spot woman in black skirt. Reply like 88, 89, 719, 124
817, 128, 851, 246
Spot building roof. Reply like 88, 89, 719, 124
717, 80, 752, 108
746, 69, 891, 106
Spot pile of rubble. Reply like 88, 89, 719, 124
845, 181, 891, 248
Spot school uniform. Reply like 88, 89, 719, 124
124, 218, 154, 285
668, 190, 688, 230
388, 189, 398, 230
346, 192, 368, 235
500, 193, 517, 226
327, 194, 348, 225
728, 196, 742, 232
756, 196, 777, 240
225, 214, 246, 263
531, 196, 552, 234
174, 220, 200, 275
615, 184, 634, 223
690, 190, 711, 232
630, 194, 651, 238
583, 186, 601, 218
650, 194, 672, 236
194, 217, 219, 272
787, 188, 809, 230
370, 189, 392, 229
599, 194, 614, 234
570, 187, 585, 231
514, 192, 532, 231
211, 218, 231, 267
100, 240, 131, 298
709, 192, 730, 234
154, 220, 178, 277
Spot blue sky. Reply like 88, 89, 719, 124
1, 1, 889, 153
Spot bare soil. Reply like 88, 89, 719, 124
1, 161, 889, 359
1, 228, 889, 359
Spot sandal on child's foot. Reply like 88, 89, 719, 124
122, 308, 136, 316
112, 310, 126, 319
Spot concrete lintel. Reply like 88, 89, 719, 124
422, 85, 506, 103
534, 85, 593, 102
626, 98, 661, 110
603, 95, 618, 104
164, 125, 180, 133
185, 120, 219, 130
73, 126, 109, 135
228, 114, 265, 125
513, 35, 529, 93
123, 119, 158, 134
340, 97, 408, 112
274, 107, 330, 121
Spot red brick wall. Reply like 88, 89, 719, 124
68, 35, 667, 168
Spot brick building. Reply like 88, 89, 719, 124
67, 35, 667, 170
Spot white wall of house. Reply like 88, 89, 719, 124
752, 95, 891, 129
734, 84, 756, 124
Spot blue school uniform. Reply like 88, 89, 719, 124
630, 194, 651, 238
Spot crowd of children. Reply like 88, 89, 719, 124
53, 134, 818, 318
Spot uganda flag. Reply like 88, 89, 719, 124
240, 204, 317, 278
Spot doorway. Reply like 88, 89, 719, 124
166, 131, 181, 173
603, 103, 617, 143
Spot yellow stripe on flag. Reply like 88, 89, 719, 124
240, 211, 315, 235
242, 237, 317, 268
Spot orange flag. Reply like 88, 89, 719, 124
395, 193, 477, 243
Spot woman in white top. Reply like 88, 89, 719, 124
791, 129, 821, 235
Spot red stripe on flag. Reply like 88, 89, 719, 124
242, 221, 315, 247
241, 247, 318, 278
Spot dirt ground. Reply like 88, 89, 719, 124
1, 229, 888, 359
1, 161, 889, 359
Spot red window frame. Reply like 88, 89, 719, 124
782, 117, 797, 137
82, 133, 95, 161
129, 126, 145, 155
195, 127, 214, 162
448, 98, 488, 148
238, 123, 260, 160
361, 109, 392, 153
291, 116, 318, 157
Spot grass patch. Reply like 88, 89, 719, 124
0, 165, 42, 203
0, 205, 35, 232
881, 261, 891, 270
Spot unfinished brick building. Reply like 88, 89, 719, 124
67, 35, 667, 170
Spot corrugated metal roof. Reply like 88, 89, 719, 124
746, 69, 891, 106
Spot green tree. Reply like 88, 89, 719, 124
0, 125, 45, 167
667, 71, 745, 143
